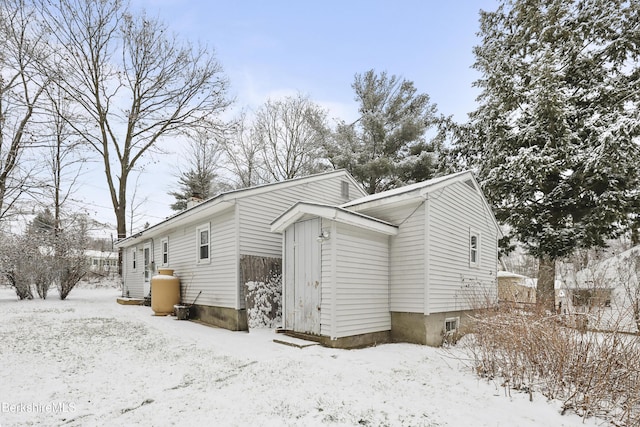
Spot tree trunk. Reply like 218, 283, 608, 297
116, 200, 127, 277
536, 256, 556, 313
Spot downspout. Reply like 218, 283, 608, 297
423, 193, 430, 316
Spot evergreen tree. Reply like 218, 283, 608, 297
169, 133, 229, 211
169, 169, 218, 211
29, 208, 56, 235
326, 70, 440, 194
451, 0, 640, 311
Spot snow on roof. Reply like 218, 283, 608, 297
497, 271, 529, 279
115, 169, 363, 247
573, 245, 640, 288
85, 250, 117, 258
341, 170, 471, 208
271, 201, 398, 235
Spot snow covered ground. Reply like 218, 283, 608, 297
0, 285, 602, 427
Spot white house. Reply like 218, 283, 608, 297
271, 171, 501, 347
86, 250, 118, 275
114, 170, 365, 330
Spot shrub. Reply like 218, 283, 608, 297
465, 305, 640, 426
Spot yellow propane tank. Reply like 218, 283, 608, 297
151, 268, 180, 316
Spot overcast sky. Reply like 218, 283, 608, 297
77, 0, 500, 236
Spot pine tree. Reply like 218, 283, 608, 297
452, 0, 640, 311
326, 70, 440, 194
168, 133, 229, 211
169, 169, 218, 211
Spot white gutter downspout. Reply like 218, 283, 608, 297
423, 193, 431, 316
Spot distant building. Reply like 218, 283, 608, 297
497, 271, 536, 306
86, 250, 118, 276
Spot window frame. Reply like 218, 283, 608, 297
196, 223, 211, 264
444, 317, 460, 335
161, 237, 169, 266
469, 229, 480, 268
131, 248, 137, 271
341, 180, 350, 199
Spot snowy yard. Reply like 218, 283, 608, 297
0, 286, 601, 427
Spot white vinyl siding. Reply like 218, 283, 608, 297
355, 202, 425, 313
118, 170, 364, 313
320, 219, 333, 335
427, 181, 498, 313
123, 247, 144, 298
146, 209, 237, 308
322, 222, 390, 339
238, 176, 363, 257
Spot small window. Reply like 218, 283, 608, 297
161, 237, 169, 266
196, 224, 210, 263
444, 317, 459, 335
131, 249, 137, 271
469, 230, 480, 267
341, 181, 350, 199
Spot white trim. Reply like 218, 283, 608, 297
424, 196, 430, 315
329, 220, 337, 340
196, 223, 211, 264
115, 169, 365, 248
470, 228, 480, 268
280, 231, 287, 329
271, 202, 398, 236
131, 248, 137, 271
234, 203, 241, 310
444, 316, 460, 334
160, 237, 169, 266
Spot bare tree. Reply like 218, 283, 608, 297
252, 93, 329, 182
42, 0, 232, 239
221, 112, 266, 188
127, 171, 149, 235
41, 85, 86, 230
617, 253, 640, 333
0, 0, 51, 222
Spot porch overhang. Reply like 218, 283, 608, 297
271, 202, 398, 236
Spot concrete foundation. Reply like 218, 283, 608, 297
282, 330, 391, 349
391, 310, 476, 347
190, 304, 248, 331
319, 331, 391, 349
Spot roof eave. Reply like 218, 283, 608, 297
114, 199, 236, 248
271, 202, 398, 236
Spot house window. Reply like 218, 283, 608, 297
444, 317, 459, 335
469, 230, 480, 267
341, 181, 350, 199
196, 224, 210, 263
131, 249, 137, 271
161, 237, 169, 266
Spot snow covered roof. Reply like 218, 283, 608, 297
271, 202, 399, 235
341, 171, 502, 237
341, 170, 471, 208
115, 169, 365, 247
572, 245, 640, 288
85, 250, 117, 258
497, 271, 529, 279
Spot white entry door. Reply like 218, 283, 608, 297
143, 244, 151, 297
285, 219, 322, 335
